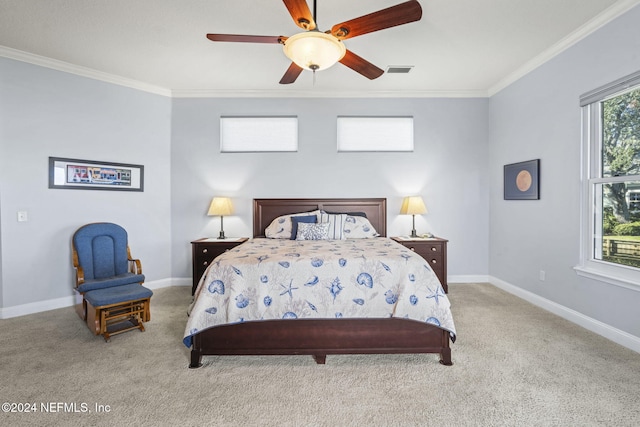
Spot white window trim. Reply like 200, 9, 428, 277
576, 71, 640, 292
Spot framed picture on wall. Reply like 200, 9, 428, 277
504, 159, 539, 200
48, 157, 144, 191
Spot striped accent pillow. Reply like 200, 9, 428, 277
318, 212, 347, 240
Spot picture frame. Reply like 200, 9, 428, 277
504, 159, 539, 200
48, 157, 144, 192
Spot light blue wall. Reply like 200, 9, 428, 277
0, 58, 173, 308
488, 5, 640, 337
170, 97, 490, 278
0, 57, 490, 312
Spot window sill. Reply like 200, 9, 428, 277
574, 264, 640, 292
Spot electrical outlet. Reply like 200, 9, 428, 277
17, 211, 28, 222
539, 270, 546, 281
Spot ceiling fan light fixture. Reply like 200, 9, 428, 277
283, 31, 346, 71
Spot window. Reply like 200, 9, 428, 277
220, 116, 297, 152
578, 71, 640, 289
337, 116, 413, 152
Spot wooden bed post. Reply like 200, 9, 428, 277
189, 336, 203, 369
440, 332, 453, 366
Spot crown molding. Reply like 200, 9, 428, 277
488, 0, 640, 96
170, 88, 489, 99
0, 45, 171, 97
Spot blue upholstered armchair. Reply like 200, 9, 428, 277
72, 222, 152, 341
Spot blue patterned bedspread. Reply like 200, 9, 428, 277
183, 238, 456, 347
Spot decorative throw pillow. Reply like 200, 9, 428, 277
343, 215, 380, 238
296, 222, 330, 240
290, 215, 317, 240
317, 211, 347, 240
264, 210, 320, 238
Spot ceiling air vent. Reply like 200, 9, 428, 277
386, 66, 414, 74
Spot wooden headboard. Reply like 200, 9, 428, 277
253, 198, 387, 238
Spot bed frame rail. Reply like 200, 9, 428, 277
190, 318, 452, 368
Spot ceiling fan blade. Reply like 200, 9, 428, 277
339, 50, 384, 80
279, 62, 304, 84
282, 0, 316, 30
206, 34, 286, 44
330, 0, 422, 40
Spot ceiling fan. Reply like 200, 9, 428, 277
206, 0, 423, 84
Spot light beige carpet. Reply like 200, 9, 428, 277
1, 283, 639, 426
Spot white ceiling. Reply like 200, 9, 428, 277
0, 0, 637, 97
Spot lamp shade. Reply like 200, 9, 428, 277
283, 31, 346, 71
400, 196, 427, 215
207, 197, 233, 216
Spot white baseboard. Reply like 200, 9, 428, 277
489, 276, 640, 354
167, 278, 192, 289
449, 274, 490, 283
0, 295, 76, 320
0, 278, 190, 319
144, 277, 190, 290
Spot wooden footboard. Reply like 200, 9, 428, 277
189, 318, 452, 368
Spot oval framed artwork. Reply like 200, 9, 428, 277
504, 159, 540, 200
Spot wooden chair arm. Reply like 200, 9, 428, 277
129, 258, 143, 275
126, 246, 143, 274
75, 266, 85, 286
72, 246, 84, 286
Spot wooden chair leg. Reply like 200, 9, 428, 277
85, 300, 101, 335
74, 290, 87, 320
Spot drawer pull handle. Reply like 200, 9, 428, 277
202, 248, 208, 254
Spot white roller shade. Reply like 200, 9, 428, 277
221, 116, 298, 152
337, 116, 413, 152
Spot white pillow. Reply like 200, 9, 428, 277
296, 222, 330, 240
343, 215, 380, 239
264, 210, 320, 239
317, 212, 347, 240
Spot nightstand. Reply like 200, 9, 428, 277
190, 237, 248, 295
391, 236, 448, 293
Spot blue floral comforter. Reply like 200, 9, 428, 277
183, 238, 456, 347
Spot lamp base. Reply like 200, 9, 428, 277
218, 216, 226, 239
410, 214, 418, 238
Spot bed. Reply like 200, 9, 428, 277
184, 198, 455, 367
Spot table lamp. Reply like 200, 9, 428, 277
400, 196, 427, 238
208, 197, 233, 239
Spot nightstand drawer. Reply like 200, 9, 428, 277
406, 242, 442, 255
422, 252, 443, 266
194, 244, 235, 267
